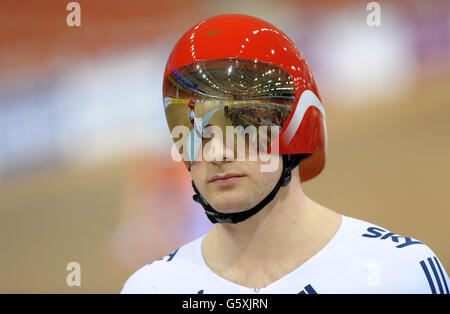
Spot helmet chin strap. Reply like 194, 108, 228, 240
191, 154, 307, 224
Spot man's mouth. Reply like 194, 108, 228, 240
208, 174, 245, 186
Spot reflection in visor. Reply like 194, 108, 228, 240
163, 58, 296, 162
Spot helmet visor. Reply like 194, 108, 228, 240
163, 58, 295, 162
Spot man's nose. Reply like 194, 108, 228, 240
204, 136, 235, 163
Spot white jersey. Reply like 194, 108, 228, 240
121, 215, 449, 294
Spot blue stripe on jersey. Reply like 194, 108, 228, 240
433, 256, 449, 294
428, 257, 444, 294
304, 284, 317, 294
167, 248, 179, 262
420, 260, 436, 294
298, 284, 317, 294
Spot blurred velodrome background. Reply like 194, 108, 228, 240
0, 0, 449, 293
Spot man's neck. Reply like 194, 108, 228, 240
201, 179, 342, 289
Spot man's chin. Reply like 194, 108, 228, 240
208, 198, 255, 214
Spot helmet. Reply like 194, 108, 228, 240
162, 14, 327, 223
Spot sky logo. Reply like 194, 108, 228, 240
362, 226, 423, 248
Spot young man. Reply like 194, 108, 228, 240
121, 14, 449, 294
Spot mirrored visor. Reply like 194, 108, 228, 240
163, 58, 296, 162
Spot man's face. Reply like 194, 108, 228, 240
189, 133, 283, 213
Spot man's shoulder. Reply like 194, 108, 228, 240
120, 235, 207, 294
342, 215, 434, 256
338, 215, 449, 293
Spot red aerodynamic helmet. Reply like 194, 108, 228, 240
163, 14, 327, 182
